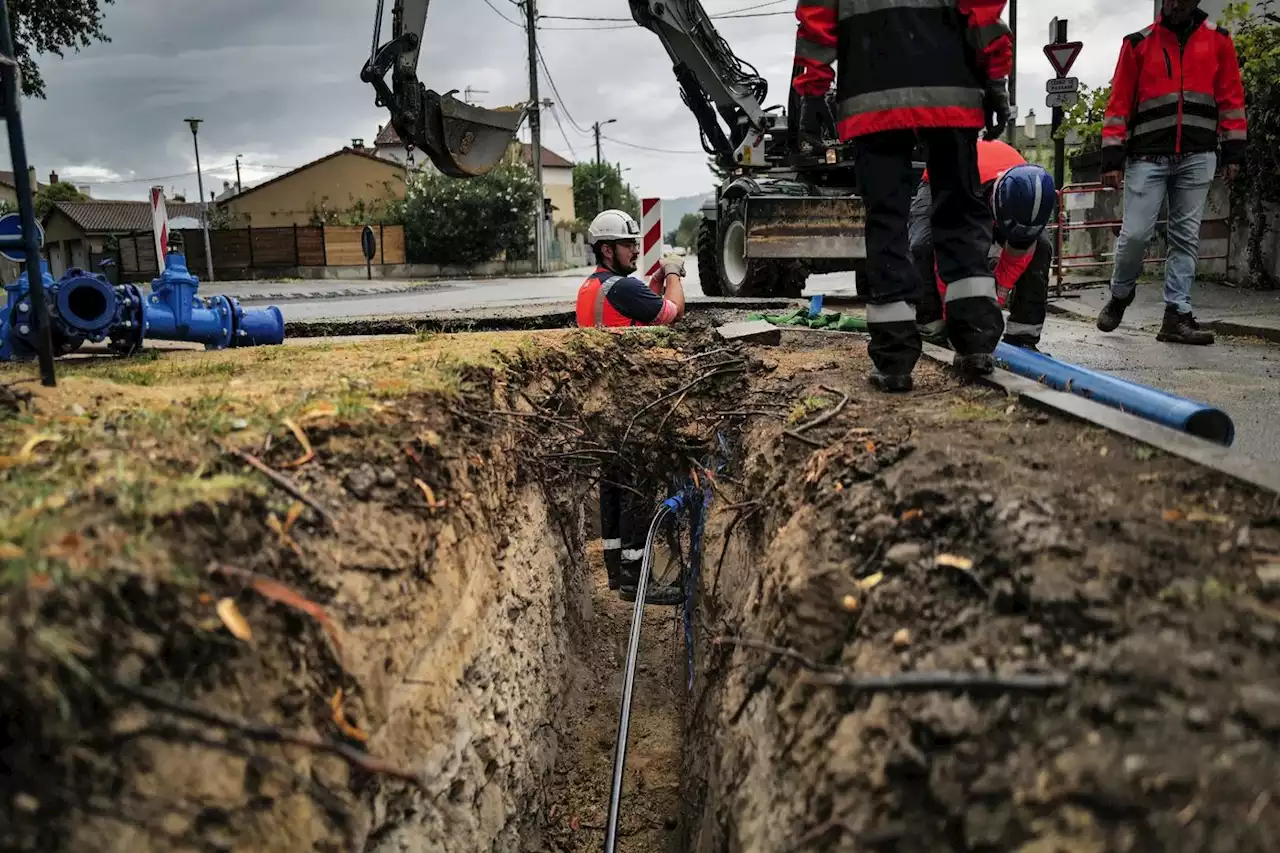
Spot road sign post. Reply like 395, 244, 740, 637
1043, 18, 1082, 196
361, 224, 377, 281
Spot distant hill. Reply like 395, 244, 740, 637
660, 192, 714, 228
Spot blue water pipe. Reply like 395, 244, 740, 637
993, 341, 1235, 446
0, 250, 284, 361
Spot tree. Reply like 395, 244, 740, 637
1220, 0, 1280, 288
401, 161, 541, 265
1055, 84, 1113, 151
12, 0, 115, 99
572, 162, 640, 225
34, 182, 88, 219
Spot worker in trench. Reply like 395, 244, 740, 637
791, 0, 1013, 392
910, 139, 1057, 352
576, 209, 688, 605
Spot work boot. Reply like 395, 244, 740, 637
953, 352, 995, 377
1002, 336, 1042, 353
1156, 305, 1215, 345
869, 368, 913, 393
1096, 290, 1135, 332
618, 564, 685, 606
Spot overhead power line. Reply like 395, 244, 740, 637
600, 134, 704, 155
481, 0, 524, 27
535, 40, 592, 135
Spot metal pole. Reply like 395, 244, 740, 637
595, 122, 603, 215
0, 0, 55, 387
187, 119, 215, 282
604, 500, 678, 853
1050, 21, 1067, 196
524, 0, 545, 274
1007, 0, 1018, 143
235, 155, 243, 194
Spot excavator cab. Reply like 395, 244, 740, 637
361, 0, 525, 178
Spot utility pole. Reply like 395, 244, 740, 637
593, 118, 617, 215
524, 0, 545, 274
235, 154, 243, 195
1007, 0, 1018, 144
185, 117, 215, 282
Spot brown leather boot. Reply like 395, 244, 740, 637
1156, 305, 1215, 345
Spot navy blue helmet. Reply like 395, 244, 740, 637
991, 164, 1057, 244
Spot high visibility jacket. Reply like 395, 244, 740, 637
925, 140, 1037, 306
575, 267, 678, 328
922, 138, 1025, 184
792, 0, 1012, 139
1101, 10, 1247, 173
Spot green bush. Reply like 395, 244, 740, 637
402, 162, 540, 266
1221, 0, 1280, 288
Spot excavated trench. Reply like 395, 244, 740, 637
4, 327, 1280, 853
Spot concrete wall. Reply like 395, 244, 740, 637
220, 151, 406, 228
1053, 177, 1232, 282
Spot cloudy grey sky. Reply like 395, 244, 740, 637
6, 0, 1159, 203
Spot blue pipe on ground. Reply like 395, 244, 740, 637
993, 341, 1235, 446
1, 251, 285, 361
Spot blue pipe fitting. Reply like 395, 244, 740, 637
0, 250, 286, 361
993, 342, 1235, 446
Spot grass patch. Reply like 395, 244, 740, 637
788, 395, 830, 425
0, 329, 602, 588
947, 401, 1006, 423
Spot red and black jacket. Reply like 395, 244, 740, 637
792, 0, 1011, 139
1101, 9, 1247, 172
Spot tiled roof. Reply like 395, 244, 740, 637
375, 124, 402, 146
0, 170, 47, 191
219, 147, 404, 205
374, 124, 573, 168
517, 142, 574, 169
49, 200, 206, 234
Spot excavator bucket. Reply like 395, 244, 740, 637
414, 90, 526, 178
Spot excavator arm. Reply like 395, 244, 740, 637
627, 0, 784, 169
362, 0, 796, 179
361, 0, 527, 177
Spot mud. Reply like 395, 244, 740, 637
686, 331, 1280, 852
2, 324, 1278, 853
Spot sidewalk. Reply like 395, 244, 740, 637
197, 266, 596, 303
1049, 279, 1280, 343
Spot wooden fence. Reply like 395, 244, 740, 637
116, 224, 407, 278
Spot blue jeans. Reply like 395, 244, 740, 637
1110, 152, 1217, 314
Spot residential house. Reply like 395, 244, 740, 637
40, 199, 204, 278
216, 146, 407, 227
513, 142, 576, 225
373, 123, 577, 223
1013, 111, 1057, 172
0, 168, 48, 210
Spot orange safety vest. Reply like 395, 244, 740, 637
576, 268, 642, 328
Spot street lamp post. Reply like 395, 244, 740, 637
185, 117, 215, 282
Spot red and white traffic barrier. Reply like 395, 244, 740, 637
641, 197, 662, 279
150, 185, 169, 263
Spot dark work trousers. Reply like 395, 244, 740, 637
910, 182, 1051, 348
854, 128, 1003, 375
599, 464, 648, 589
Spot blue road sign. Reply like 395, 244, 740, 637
0, 212, 44, 263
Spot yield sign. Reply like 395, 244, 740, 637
1044, 41, 1083, 77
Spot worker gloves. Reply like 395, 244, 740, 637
982, 79, 1011, 141
661, 251, 686, 279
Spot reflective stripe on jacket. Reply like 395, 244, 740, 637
576, 271, 633, 328
792, 0, 1011, 139
1101, 10, 1247, 172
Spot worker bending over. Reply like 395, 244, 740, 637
577, 209, 687, 604
792, 0, 1013, 392
910, 140, 1056, 351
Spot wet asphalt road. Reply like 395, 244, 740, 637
255, 268, 1278, 466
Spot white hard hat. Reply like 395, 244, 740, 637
588, 209, 641, 244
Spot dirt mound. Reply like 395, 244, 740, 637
687, 332, 1280, 852
2, 324, 1278, 853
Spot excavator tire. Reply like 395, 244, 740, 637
696, 218, 723, 296
716, 197, 807, 299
